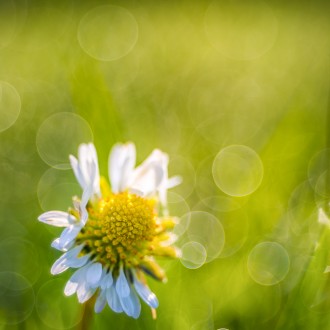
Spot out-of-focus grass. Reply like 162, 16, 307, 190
1, 0, 330, 329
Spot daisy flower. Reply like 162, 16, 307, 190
38, 142, 182, 318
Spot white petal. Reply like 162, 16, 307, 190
159, 175, 183, 206
77, 282, 97, 303
70, 143, 101, 198
38, 211, 77, 227
116, 268, 130, 298
50, 245, 84, 275
106, 285, 123, 313
86, 262, 103, 287
51, 238, 74, 252
166, 175, 182, 189
66, 254, 90, 269
101, 271, 113, 290
64, 280, 79, 296
130, 162, 164, 196
64, 264, 90, 296
133, 276, 159, 308
69, 155, 85, 189
56, 225, 82, 251
95, 290, 107, 313
119, 288, 141, 319
106, 272, 114, 288
109, 142, 136, 193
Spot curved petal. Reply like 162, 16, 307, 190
133, 276, 159, 309
55, 224, 82, 251
95, 290, 107, 313
106, 285, 123, 313
129, 162, 164, 197
119, 288, 141, 319
38, 211, 77, 227
101, 271, 113, 290
159, 175, 182, 207
64, 263, 90, 296
50, 244, 84, 275
77, 281, 97, 303
116, 267, 130, 298
69, 143, 101, 199
86, 262, 103, 287
109, 142, 136, 193
129, 149, 169, 196
66, 253, 90, 269
51, 237, 74, 252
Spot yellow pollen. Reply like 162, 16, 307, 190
77, 192, 157, 268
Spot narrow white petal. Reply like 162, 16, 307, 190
50, 245, 84, 275
105, 272, 114, 288
77, 282, 97, 303
130, 162, 164, 196
159, 176, 182, 206
134, 277, 159, 308
64, 280, 79, 296
51, 238, 74, 252
78, 144, 91, 183
95, 290, 107, 313
69, 155, 85, 189
109, 143, 136, 193
71, 143, 101, 198
51, 255, 69, 275
56, 225, 82, 250
119, 288, 141, 319
106, 285, 123, 313
88, 143, 101, 197
116, 268, 130, 298
166, 175, 182, 189
101, 271, 113, 290
86, 262, 103, 287
64, 263, 91, 296
38, 211, 77, 227
66, 254, 90, 269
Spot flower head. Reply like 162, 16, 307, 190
38, 142, 181, 318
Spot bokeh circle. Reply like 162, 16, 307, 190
0, 81, 21, 133
36, 112, 93, 169
180, 241, 207, 269
212, 145, 263, 197
0, 272, 35, 325
37, 167, 80, 211
178, 211, 225, 265
78, 5, 138, 61
247, 242, 290, 286
36, 278, 83, 329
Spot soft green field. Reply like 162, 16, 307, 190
1, 1, 330, 329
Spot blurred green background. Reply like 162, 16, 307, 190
1, 0, 330, 329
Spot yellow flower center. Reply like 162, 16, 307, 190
76, 192, 157, 268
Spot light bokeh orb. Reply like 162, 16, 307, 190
247, 242, 290, 286
0, 81, 21, 133
212, 145, 264, 197
36, 112, 93, 169
78, 5, 138, 61
180, 241, 207, 269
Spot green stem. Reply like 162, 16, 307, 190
77, 296, 96, 330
